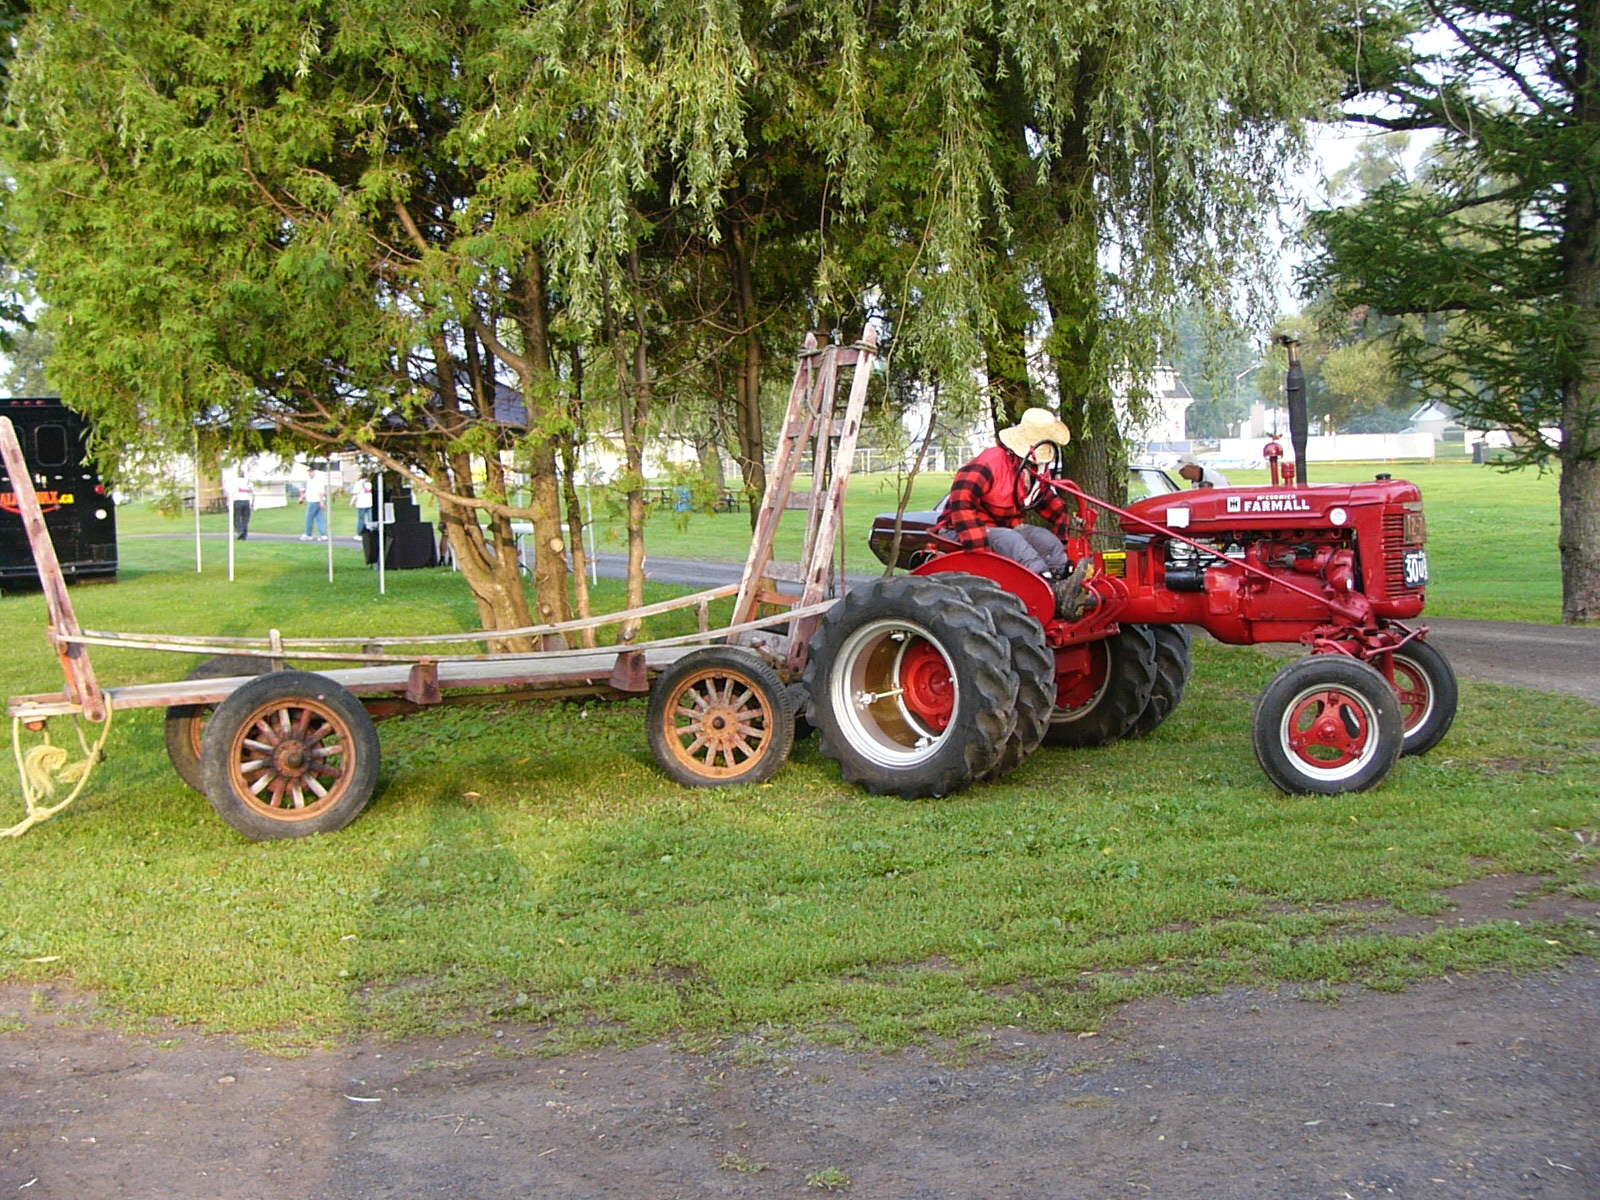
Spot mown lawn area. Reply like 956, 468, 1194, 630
1, 533, 1595, 1052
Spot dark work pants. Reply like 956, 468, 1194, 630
232, 500, 252, 540
985, 524, 1068, 576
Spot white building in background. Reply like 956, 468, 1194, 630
1125, 364, 1194, 448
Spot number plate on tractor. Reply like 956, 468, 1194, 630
1403, 549, 1429, 587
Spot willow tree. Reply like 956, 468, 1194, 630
830, 2, 1336, 500
7, 0, 1335, 623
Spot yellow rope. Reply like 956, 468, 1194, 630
4, 700, 116, 839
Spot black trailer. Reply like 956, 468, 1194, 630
0, 397, 117, 590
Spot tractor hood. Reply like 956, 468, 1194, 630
1119, 478, 1423, 535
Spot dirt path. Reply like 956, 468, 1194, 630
5, 875, 1597, 1200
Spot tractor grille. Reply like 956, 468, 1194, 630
1381, 512, 1409, 597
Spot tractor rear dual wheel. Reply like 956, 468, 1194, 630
1128, 625, 1192, 739
1042, 625, 1158, 748
935, 573, 1053, 781
802, 576, 1021, 799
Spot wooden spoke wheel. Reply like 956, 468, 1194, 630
647, 648, 795, 787
199, 671, 381, 839
163, 655, 266, 793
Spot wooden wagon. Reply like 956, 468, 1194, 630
3, 333, 878, 839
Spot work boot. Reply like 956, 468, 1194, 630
1052, 558, 1097, 621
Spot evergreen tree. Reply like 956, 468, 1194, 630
1304, 0, 1600, 623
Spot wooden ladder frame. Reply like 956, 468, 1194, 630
730, 328, 879, 673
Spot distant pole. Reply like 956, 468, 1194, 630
376, 469, 386, 596
1279, 334, 1308, 487
325, 461, 335, 583
226, 471, 235, 583
193, 432, 202, 573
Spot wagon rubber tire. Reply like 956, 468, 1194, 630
199, 671, 381, 840
1385, 637, 1458, 757
937, 573, 1053, 781
1252, 656, 1404, 795
1129, 625, 1192, 739
1042, 624, 1158, 748
163, 655, 268, 793
802, 576, 1020, 799
647, 647, 796, 786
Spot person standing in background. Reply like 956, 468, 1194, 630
301, 469, 328, 541
354, 476, 373, 536
229, 474, 254, 541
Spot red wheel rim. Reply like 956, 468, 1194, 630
1389, 657, 1432, 733
1284, 688, 1372, 771
1054, 641, 1109, 716
899, 640, 954, 731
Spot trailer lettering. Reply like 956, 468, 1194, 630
1, 490, 72, 514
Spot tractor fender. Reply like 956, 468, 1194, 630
911, 549, 1054, 625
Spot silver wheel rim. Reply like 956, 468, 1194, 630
829, 617, 958, 769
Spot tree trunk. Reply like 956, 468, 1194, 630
1042, 68, 1126, 509
1557, 0, 1600, 623
613, 250, 652, 641
561, 345, 596, 647
435, 486, 540, 654
511, 258, 574, 632
725, 217, 767, 529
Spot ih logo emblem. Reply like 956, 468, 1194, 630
1226, 495, 1242, 513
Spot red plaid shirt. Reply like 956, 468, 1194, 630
933, 445, 1073, 551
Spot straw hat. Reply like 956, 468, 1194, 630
998, 408, 1072, 463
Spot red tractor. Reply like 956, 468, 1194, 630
804, 462, 1452, 798
647, 334, 1454, 800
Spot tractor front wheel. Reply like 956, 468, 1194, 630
647, 647, 795, 786
1383, 637, 1458, 757
803, 576, 1019, 799
1252, 656, 1403, 794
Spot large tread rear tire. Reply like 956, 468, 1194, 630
163, 654, 269, 793
1042, 625, 1158, 748
802, 576, 1019, 799
936, 573, 1053, 781
1252, 656, 1403, 795
1129, 625, 1192, 739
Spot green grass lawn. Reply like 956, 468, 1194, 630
1, 534, 1595, 1052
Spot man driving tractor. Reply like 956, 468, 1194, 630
933, 406, 1094, 618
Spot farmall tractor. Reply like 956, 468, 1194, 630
644, 334, 1454, 799
792, 354, 1456, 800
